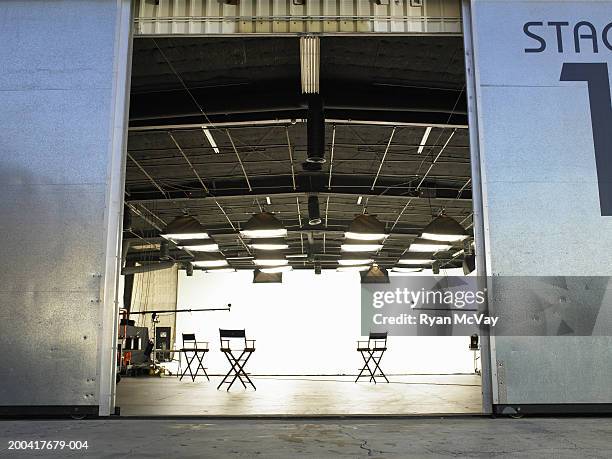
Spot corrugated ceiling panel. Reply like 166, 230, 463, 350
134, 0, 462, 35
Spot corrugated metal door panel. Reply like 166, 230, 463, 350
134, 0, 462, 36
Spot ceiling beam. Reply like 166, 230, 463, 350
125, 175, 472, 202
129, 81, 467, 122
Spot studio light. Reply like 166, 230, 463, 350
421, 215, 469, 242
463, 254, 476, 275
360, 265, 390, 284
253, 269, 283, 284
240, 212, 287, 239
249, 238, 289, 251
192, 253, 228, 268
308, 195, 322, 225
469, 334, 480, 350
161, 216, 209, 241
345, 214, 387, 241
408, 239, 452, 253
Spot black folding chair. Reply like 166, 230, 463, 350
217, 329, 256, 391
179, 333, 209, 382
356, 332, 389, 383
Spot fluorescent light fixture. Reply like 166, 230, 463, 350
226, 256, 254, 260
408, 242, 451, 252
164, 233, 209, 241
180, 243, 219, 252
417, 126, 432, 154
338, 259, 373, 266
341, 243, 383, 252
420, 215, 469, 242
398, 258, 433, 265
344, 214, 387, 241
261, 266, 293, 274
192, 260, 228, 268
254, 259, 289, 266
266, 196, 271, 205
357, 196, 363, 205
392, 267, 423, 273
286, 253, 308, 258
161, 216, 209, 241
421, 232, 468, 242
242, 229, 287, 238
345, 232, 386, 241
300, 35, 320, 94
337, 265, 370, 272
240, 229, 287, 239
250, 242, 289, 251
202, 127, 220, 154
240, 212, 287, 239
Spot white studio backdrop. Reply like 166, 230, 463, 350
176, 269, 475, 375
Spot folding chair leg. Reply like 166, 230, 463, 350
194, 353, 209, 381
227, 350, 255, 391
219, 350, 256, 391
356, 350, 376, 383
217, 355, 234, 389
218, 351, 243, 390
370, 352, 389, 383
179, 352, 195, 381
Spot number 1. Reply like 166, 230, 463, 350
560, 63, 612, 216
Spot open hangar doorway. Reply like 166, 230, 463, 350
115, 34, 485, 416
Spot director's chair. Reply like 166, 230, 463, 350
356, 332, 389, 383
217, 329, 256, 391
179, 333, 209, 382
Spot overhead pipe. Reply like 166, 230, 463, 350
306, 94, 325, 166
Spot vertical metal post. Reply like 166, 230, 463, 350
461, 0, 494, 415
98, 0, 134, 417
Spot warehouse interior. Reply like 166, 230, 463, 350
115, 35, 482, 416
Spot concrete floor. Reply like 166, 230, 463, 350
1, 418, 611, 458
116, 374, 482, 416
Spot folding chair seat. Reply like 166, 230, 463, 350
356, 332, 389, 383
179, 333, 209, 382
217, 329, 256, 391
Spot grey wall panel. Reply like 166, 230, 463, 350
0, 185, 106, 292
0, 292, 100, 405
0, 0, 131, 411
0, 89, 112, 186
0, 1, 117, 91
469, 0, 612, 405
496, 336, 612, 404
